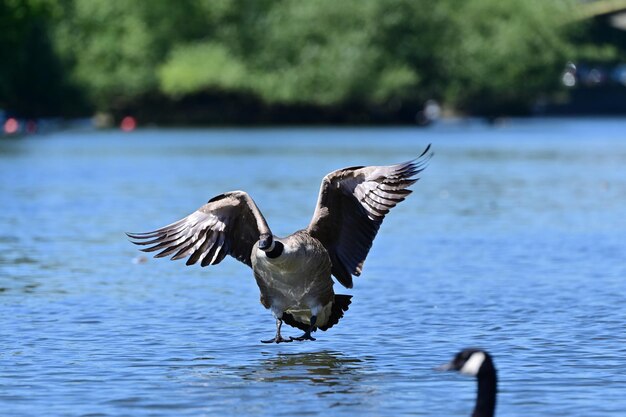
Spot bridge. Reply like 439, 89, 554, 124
578, 0, 626, 20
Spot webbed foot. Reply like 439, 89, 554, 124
261, 318, 292, 343
290, 315, 317, 341
290, 332, 316, 342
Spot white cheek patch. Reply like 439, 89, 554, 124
460, 351, 485, 376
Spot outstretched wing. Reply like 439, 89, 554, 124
127, 190, 269, 267
307, 145, 432, 288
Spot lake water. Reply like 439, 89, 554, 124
1, 119, 625, 416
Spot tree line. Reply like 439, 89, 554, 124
0, 0, 620, 123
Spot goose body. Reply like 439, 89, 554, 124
252, 231, 334, 331
128, 145, 432, 342
437, 348, 498, 417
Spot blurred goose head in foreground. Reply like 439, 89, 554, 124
128, 145, 432, 343
437, 348, 498, 417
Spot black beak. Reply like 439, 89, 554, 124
434, 361, 454, 372
258, 234, 273, 251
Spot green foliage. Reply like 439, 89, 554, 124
159, 43, 248, 95
53, 0, 235, 108
439, 0, 581, 112
54, 1, 161, 108
243, 0, 383, 105
0, 0, 83, 116
2, 0, 621, 118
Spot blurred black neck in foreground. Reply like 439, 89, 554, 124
473, 367, 497, 417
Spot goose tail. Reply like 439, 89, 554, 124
319, 294, 352, 331
281, 294, 353, 332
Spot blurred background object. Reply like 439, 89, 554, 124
2, 0, 626, 128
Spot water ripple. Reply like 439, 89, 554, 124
1, 124, 626, 416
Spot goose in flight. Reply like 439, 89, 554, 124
127, 145, 432, 343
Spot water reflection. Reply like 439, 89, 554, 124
241, 351, 373, 397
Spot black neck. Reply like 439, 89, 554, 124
265, 241, 284, 258
473, 368, 497, 417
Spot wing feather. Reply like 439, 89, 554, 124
127, 190, 268, 268
186, 229, 212, 266
307, 145, 432, 288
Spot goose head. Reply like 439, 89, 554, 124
437, 348, 494, 377
258, 233, 274, 251
436, 348, 497, 417
258, 233, 284, 258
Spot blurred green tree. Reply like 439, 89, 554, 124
0, 0, 85, 117
53, 0, 234, 110
154, 0, 594, 116
2, 0, 617, 119
439, 0, 582, 114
